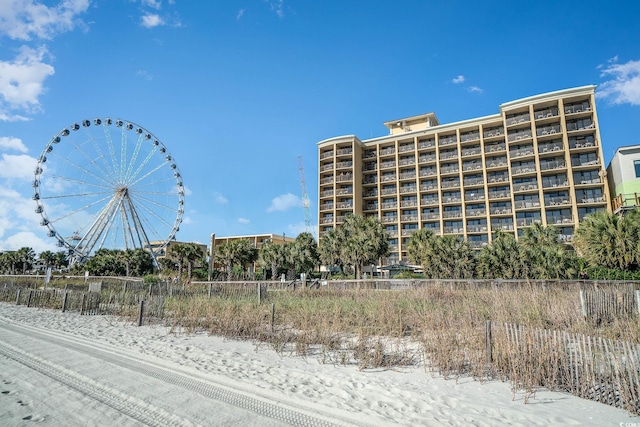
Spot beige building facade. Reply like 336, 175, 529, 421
318, 86, 610, 265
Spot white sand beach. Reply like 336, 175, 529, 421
0, 302, 638, 426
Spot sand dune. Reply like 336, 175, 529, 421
0, 303, 637, 426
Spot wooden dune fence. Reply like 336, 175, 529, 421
502, 323, 640, 414
580, 286, 640, 321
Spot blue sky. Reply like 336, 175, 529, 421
1, 0, 640, 254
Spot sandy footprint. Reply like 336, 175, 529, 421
22, 414, 46, 422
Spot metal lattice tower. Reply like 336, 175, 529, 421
298, 156, 312, 232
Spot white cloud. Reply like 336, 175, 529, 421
0, 230, 57, 253
142, 0, 162, 10
267, 193, 301, 212
468, 86, 484, 94
0, 153, 37, 179
237, 9, 245, 20
181, 215, 193, 225
0, 186, 55, 253
0, 136, 28, 152
265, 0, 284, 18
597, 58, 640, 105
452, 75, 465, 84
0, 0, 90, 40
237, 217, 250, 224
136, 69, 153, 81
141, 13, 164, 28
0, 46, 55, 118
287, 221, 317, 240
213, 192, 227, 204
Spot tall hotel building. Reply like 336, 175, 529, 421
317, 86, 610, 265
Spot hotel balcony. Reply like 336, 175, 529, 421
461, 146, 482, 157
483, 127, 505, 138
509, 146, 535, 159
485, 143, 506, 153
466, 209, 487, 217
516, 217, 542, 227
467, 224, 488, 233
536, 124, 562, 137
335, 148, 353, 157
400, 185, 418, 194
464, 176, 485, 186
380, 161, 396, 169
320, 151, 334, 159
514, 199, 541, 209
506, 113, 530, 126
548, 215, 574, 225
539, 160, 566, 172
441, 179, 460, 189
534, 107, 559, 120
380, 147, 396, 156
418, 139, 436, 149
460, 131, 480, 142
491, 222, 514, 231
439, 135, 458, 146
422, 212, 440, 220
507, 130, 533, 142
381, 187, 397, 195
335, 161, 353, 169
419, 154, 437, 163
382, 215, 398, 223
513, 182, 538, 192
400, 200, 418, 208
542, 178, 568, 189
443, 210, 463, 219
399, 144, 415, 153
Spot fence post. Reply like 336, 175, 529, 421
485, 320, 492, 364
27, 290, 34, 307
257, 283, 262, 304
15, 288, 21, 305
208, 283, 212, 298
138, 300, 145, 326
123, 282, 127, 293
80, 293, 87, 315
62, 291, 68, 313
636, 290, 640, 317
579, 289, 587, 318
271, 303, 275, 332
148, 284, 152, 297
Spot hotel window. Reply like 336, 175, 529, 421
635, 160, 640, 178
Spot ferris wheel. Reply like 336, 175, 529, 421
32, 118, 185, 265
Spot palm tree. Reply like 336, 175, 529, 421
214, 239, 257, 280
340, 214, 389, 279
318, 228, 345, 274
289, 232, 319, 277
416, 234, 475, 279
16, 247, 36, 274
407, 228, 435, 270
170, 243, 190, 280
476, 230, 527, 279
54, 251, 68, 270
519, 223, 575, 279
184, 243, 205, 280
574, 210, 640, 270
258, 240, 285, 279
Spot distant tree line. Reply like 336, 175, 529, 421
3, 210, 639, 281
